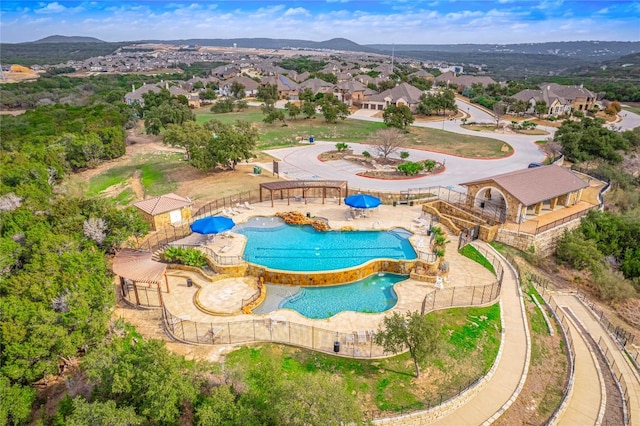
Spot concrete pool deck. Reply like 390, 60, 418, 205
162, 199, 496, 331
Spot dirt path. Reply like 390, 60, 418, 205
128, 169, 145, 199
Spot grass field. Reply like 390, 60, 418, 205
195, 107, 511, 158
226, 304, 501, 414
72, 152, 181, 202
460, 244, 497, 274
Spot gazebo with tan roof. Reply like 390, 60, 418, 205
460, 165, 589, 224
133, 193, 192, 230
112, 248, 169, 306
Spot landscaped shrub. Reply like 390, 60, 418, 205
162, 246, 207, 267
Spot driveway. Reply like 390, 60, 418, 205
263, 108, 550, 190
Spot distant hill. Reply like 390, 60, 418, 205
139, 37, 380, 53
32, 35, 106, 43
368, 41, 640, 62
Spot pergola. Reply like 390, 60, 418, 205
112, 248, 169, 306
259, 180, 349, 207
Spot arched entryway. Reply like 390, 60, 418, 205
474, 186, 508, 222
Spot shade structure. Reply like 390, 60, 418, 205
112, 249, 167, 284
344, 194, 381, 209
190, 216, 235, 235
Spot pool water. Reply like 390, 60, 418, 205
281, 273, 405, 319
235, 217, 416, 271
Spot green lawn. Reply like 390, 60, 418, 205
81, 152, 180, 199
195, 107, 510, 157
623, 105, 640, 115
460, 244, 496, 274
225, 304, 501, 414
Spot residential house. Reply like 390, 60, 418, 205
335, 80, 368, 106
298, 78, 336, 96
361, 82, 424, 112
545, 83, 597, 112
219, 75, 260, 97
434, 71, 496, 91
512, 83, 596, 116
261, 75, 299, 100
168, 85, 200, 108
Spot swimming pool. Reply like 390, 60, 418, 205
235, 217, 416, 272
256, 273, 406, 319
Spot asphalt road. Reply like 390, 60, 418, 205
264, 101, 550, 191
262, 102, 639, 191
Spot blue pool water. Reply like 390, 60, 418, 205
281, 273, 405, 319
235, 217, 416, 271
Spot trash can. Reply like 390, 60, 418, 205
186, 278, 193, 287
253, 166, 262, 175
409, 201, 414, 206
333, 341, 341, 353
309, 136, 315, 143
480, 201, 485, 208
306, 212, 311, 218
393, 201, 397, 207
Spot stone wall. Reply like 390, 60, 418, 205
495, 217, 583, 257
246, 259, 415, 286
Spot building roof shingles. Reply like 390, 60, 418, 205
460, 166, 588, 206
133, 193, 192, 216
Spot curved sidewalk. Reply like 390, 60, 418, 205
554, 294, 640, 425
428, 242, 529, 424
375, 242, 530, 425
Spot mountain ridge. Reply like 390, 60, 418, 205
31, 35, 106, 43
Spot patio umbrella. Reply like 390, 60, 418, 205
344, 194, 381, 209
190, 216, 235, 235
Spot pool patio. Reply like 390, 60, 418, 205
145, 198, 498, 349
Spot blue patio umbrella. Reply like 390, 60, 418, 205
344, 194, 381, 209
190, 216, 235, 235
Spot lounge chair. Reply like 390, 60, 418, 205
345, 334, 355, 347
219, 244, 233, 253
244, 201, 255, 210
357, 330, 367, 345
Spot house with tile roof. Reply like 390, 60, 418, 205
133, 193, 193, 230
361, 82, 424, 112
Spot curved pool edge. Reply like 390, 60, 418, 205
246, 257, 416, 286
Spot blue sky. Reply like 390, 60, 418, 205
1, 1, 639, 44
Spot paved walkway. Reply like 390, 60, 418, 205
424, 241, 529, 425
554, 294, 640, 426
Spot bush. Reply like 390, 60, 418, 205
397, 161, 424, 175
162, 246, 207, 267
592, 268, 637, 301
210, 99, 235, 113
335, 142, 349, 152
362, 151, 371, 158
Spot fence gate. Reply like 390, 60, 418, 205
458, 225, 480, 249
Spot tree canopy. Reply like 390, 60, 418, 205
554, 117, 631, 163
374, 311, 441, 378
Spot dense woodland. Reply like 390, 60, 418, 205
1, 65, 640, 424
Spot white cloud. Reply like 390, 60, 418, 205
35, 2, 67, 14
284, 7, 310, 17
